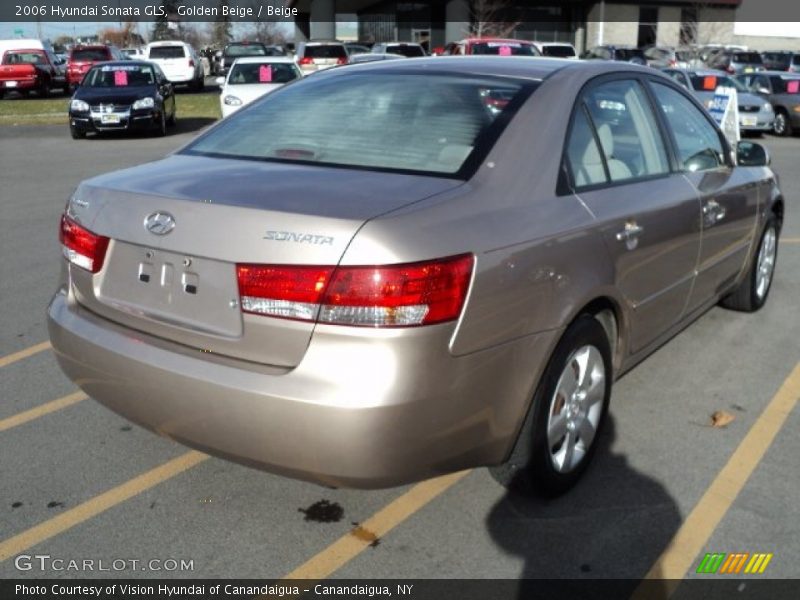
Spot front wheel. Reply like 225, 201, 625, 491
491, 315, 612, 497
153, 110, 167, 137
69, 126, 85, 139
720, 216, 779, 312
773, 111, 793, 137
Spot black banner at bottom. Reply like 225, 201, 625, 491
3, 579, 800, 600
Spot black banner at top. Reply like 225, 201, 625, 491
2, 0, 800, 23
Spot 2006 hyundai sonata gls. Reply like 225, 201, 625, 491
49, 57, 783, 496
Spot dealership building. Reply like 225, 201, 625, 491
288, 0, 800, 52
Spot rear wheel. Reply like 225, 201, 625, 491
491, 315, 612, 497
193, 74, 204, 92
720, 216, 779, 312
38, 80, 51, 98
773, 110, 793, 137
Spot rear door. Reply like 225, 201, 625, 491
647, 80, 760, 312
564, 76, 701, 353
148, 45, 187, 80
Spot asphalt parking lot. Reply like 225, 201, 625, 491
0, 122, 798, 593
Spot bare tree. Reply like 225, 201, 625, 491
469, 0, 520, 39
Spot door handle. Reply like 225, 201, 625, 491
615, 222, 644, 242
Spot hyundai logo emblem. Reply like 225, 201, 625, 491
144, 211, 176, 235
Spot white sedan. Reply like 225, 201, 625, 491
217, 56, 303, 118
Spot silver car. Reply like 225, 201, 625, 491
49, 58, 784, 496
662, 68, 775, 133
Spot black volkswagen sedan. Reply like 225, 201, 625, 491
68, 61, 176, 139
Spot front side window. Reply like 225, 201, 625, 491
650, 82, 726, 172
184, 73, 531, 176
581, 79, 670, 182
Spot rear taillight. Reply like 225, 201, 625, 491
189, 59, 195, 67
59, 214, 109, 273
237, 254, 473, 327
336, 56, 348, 65
299, 56, 314, 65
727, 65, 735, 74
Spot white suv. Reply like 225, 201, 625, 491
145, 41, 205, 90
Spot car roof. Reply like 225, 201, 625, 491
316, 55, 648, 81
86, 60, 154, 68
759, 70, 800, 78
230, 56, 297, 64
460, 38, 535, 44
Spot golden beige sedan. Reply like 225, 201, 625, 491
49, 57, 783, 496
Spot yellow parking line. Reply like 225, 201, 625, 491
281, 470, 471, 581
0, 392, 87, 432
0, 341, 51, 368
634, 362, 800, 597
0, 451, 208, 562
781, 237, 800, 244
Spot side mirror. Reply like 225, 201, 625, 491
737, 141, 770, 167
215, 76, 225, 86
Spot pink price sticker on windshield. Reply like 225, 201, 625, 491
258, 65, 273, 83
498, 46, 512, 56
787, 80, 800, 94
114, 70, 128, 86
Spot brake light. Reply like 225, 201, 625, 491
236, 254, 473, 327
59, 215, 110, 273
299, 56, 314, 65
727, 65, 735, 74
189, 59, 195, 67
336, 56, 348, 65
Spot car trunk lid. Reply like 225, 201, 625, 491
66, 154, 462, 367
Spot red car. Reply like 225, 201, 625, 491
0, 48, 66, 97
66, 45, 127, 90
442, 38, 540, 57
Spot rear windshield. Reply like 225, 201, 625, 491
469, 42, 536, 56
386, 44, 426, 58
71, 48, 110, 62
225, 44, 267, 57
304, 45, 347, 59
540, 45, 576, 58
184, 73, 532, 177
616, 49, 645, 61
149, 46, 186, 59
771, 77, 800, 94
2, 50, 45, 65
228, 62, 300, 85
733, 52, 762, 64
83, 64, 155, 87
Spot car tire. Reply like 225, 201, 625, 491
490, 315, 612, 497
154, 111, 167, 137
773, 110, 793, 137
39, 80, 51, 98
720, 216, 779, 312
69, 126, 85, 140
193, 75, 204, 92
167, 108, 176, 126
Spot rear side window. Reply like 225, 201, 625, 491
184, 73, 531, 176
650, 82, 726, 172
580, 79, 670, 183
149, 46, 186, 59
71, 48, 110, 61
565, 108, 607, 187
304, 45, 347, 59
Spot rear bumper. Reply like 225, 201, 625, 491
48, 289, 557, 488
